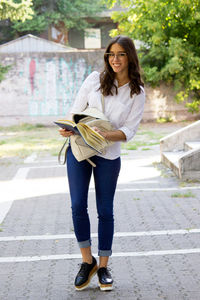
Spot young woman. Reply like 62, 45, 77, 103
59, 35, 145, 291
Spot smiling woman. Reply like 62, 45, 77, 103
105, 43, 129, 86
100, 35, 144, 97
59, 35, 145, 292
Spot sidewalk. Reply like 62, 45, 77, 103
0, 124, 200, 300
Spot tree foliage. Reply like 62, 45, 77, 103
0, 0, 33, 22
0, 1, 33, 82
105, 0, 200, 113
12, 0, 104, 35
0, 64, 12, 82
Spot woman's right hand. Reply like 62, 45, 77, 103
59, 128, 74, 138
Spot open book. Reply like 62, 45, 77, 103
54, 119, 108, 154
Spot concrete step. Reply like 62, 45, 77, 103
162, 148, 200, 180
161, 151, 184, 177
160, 120, 200, 152
160, 121, 200, 180
184, 141, 200, 151
179, 148, 200, 180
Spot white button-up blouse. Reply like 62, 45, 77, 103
70, 71, 145, 160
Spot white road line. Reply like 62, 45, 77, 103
126, 180, 159, 184
27, 165, 64, 169
1, 248, 200, 263
116, 186, 200, 192
24, 153, 37, 164
0, 201, 13, 225
0, 228, 200, 242
14, 165, 64, 176
13, 168, 30, 180
0, 154, 33, 224
35, 159, 57, 163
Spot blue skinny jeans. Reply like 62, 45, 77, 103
66, 146, 121, 256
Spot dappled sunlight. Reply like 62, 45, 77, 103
119, 157, 161, 183
0, 155, 162, 203
0, 126, 63, 158
0, 176, 70, 203
0, 157, 161, 203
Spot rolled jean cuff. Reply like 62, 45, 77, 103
78, 239, 91, 248
98, 249, 112, 256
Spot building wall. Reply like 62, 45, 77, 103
68, 29, 84, 49
100, 23, 117, 48
0, 51, 104, 126
0, 51, 199, 126
68, 22, 117, 49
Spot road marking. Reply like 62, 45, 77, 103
0, 201, 13, 225
0, 248, 200, 263
116, 186, 200, 192
14, 165, 64, 178
35, 159, 57, 163
0, 154, 34, 223
24, 153, 37, 164
0, 228, 200, 242
126, 180, 159, 184
13, 168, 30, 180
22, 165, 64, 170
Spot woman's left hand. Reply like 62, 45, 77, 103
92, 127, 107, 138
92, 127, 126, 142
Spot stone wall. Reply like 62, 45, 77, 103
143, 84, 200, 122
0, 51, 199, 126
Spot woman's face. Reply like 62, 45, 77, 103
108, 43, 129, 76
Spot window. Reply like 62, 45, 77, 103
84, 28, 101, 49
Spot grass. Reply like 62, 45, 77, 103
137, 130, 164, 139
122, 140, 147, 151
142, 147, 151, 151
156, 116, 173, 123
0, 123, 167, 161
171, 191, 196, 198
185, 227, 195, 231
121, 129, 164, 151
0, 123, 64, 159
0, 123, 45, 132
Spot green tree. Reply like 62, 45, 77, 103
0, 64, 11, 82
0, 0, 33, 21
0, 1, 33, 82
12, 0, 104, 35
105, 0, 200, 113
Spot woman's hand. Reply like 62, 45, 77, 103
59, 128, 74, 138
92, 126, 107, 138
92, 127, 126, 142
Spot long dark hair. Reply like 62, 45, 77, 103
100, 35, 144, 97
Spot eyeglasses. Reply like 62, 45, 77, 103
104, 53, 127, 59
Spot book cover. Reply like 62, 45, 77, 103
54, 120, 80, 134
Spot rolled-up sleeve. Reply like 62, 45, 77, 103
118, 90, 145, 142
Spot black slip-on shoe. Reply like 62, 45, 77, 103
97, 267, 113, 291
75, 256, 98, 291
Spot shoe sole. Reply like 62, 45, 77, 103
75, 264, 98, 291
98, 281, 113, 291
